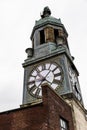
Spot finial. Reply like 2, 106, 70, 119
41, 6, 51, 18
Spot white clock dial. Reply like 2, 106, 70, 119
27, 62, 63, 98
68, 67, 81, 101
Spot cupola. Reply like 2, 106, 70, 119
30, 7, 68, 49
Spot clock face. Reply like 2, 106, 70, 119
27, 62, 63, 98
68, 67, 81, 101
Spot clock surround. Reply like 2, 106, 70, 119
27, 62, 63, 98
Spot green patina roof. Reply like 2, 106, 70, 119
35, 16, 62, 26
30, 7, 68, 39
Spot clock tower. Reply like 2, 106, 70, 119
22, 7, 83, 106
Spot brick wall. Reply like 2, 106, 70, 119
0, 83, 74, 130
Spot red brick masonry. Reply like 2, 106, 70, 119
0, 84, 74, 130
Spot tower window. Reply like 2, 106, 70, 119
54, 29, 59, 44
40, 30, 45, 44
60, 118, 69, 130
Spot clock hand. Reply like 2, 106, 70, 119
28, 77, 45, 85
41, 70, 52, 84
45, 70, 51, 78
37, 72, 44, 79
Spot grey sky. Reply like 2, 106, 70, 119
0, 0, 87, 112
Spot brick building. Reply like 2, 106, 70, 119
0, 84, 74, 130
0, 7, 87, 130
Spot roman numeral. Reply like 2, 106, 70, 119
45, 63, 51, 70
27, 80, 35, 85
36, 68, 40, 73
54, 72, 61, 77
53, 79, 61, 85
35, 88, 41, 97
29, 85, 37, 93
42, 64, 45, 70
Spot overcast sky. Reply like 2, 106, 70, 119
0, 0, 87, 112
